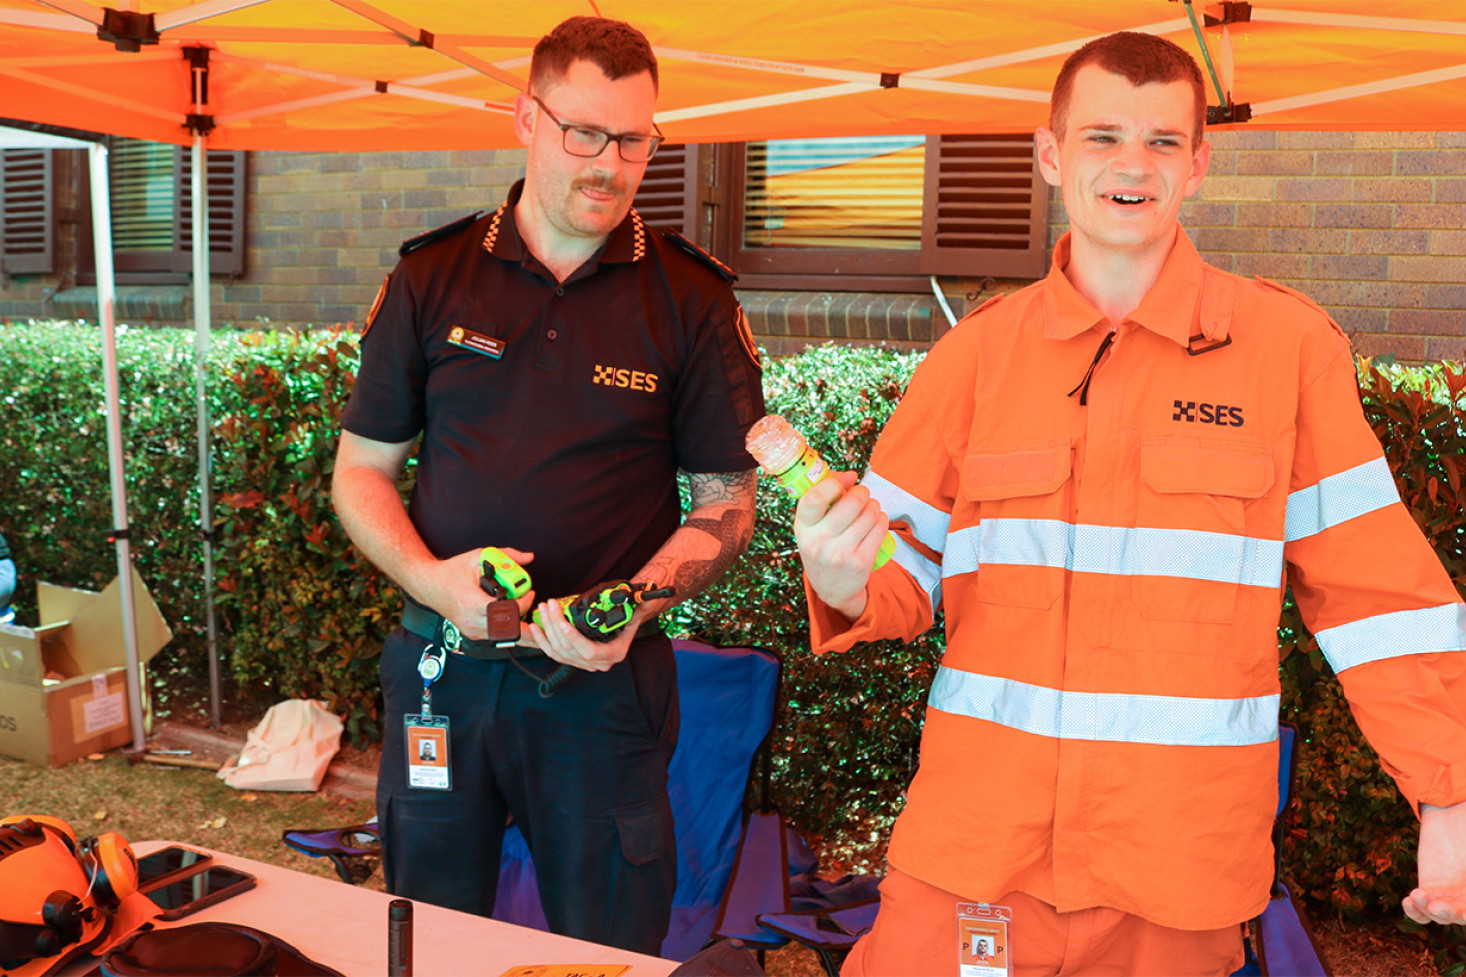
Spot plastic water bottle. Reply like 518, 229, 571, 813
745, 414, 896, 569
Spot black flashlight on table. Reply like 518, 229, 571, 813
388, 898, 412, 976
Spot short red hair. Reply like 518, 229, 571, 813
1050, 32, 1206, 145
530, 16, 659, 95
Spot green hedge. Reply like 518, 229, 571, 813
2, 321, 1464, 957
211, 329, 399, 744
0, 322, 396, 730
0, 322, 209, 715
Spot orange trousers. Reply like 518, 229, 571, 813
842, 869, 1245, 977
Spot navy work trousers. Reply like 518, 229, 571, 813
376, 626, 679, 955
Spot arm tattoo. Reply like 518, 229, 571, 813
688, 469, 755, 508
671, 508, 754, 599
643, 470, 756, 601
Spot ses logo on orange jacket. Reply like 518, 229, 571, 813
1171, 399, 1245, 426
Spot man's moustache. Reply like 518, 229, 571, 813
575, 179, 624, 194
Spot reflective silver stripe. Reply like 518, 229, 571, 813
864, 470, 950, 555
1285, 457, 1401, 542
890, 534, 943, 618
928, 666, 1280, 747
861, 470, 947, 616
942, 519, 1284, 589
978, 518, 1071, 570
1317, 603, 1466, 673
942, 525, 982, 578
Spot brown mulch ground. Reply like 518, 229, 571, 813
1309, 916, 1437, 976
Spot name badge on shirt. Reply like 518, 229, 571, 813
957, 902, 1011, 977
447, 325, 506, 360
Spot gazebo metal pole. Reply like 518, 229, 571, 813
193, 131, 222, 728
89, 141, 147, 752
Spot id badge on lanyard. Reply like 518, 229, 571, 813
405, 713, 450, 790
957, 902, 1012, 977
405, 623, 457, 791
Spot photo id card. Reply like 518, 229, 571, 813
405, 713, 451, 790
957, 902, 1011, 977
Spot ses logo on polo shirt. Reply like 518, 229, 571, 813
593, 364, 660, 394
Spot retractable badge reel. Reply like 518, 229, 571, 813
405, 624, 454, 791
957, 902, 1012, 977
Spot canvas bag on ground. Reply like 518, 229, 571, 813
219, 700, 342, 792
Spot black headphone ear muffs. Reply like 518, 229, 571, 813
79, 832, 138, 905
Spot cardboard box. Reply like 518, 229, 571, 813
0, 569, 172, 766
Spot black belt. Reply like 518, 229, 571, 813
400, 602, 543, 661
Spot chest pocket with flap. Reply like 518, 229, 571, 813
959, 442, 1072, 610
1133, 438, 1276, 625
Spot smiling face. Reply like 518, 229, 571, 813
514, 57, 657, 253
1037, 63, 1211, 265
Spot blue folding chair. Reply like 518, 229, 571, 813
1233, 721, 1330, 977
705, 809, 792, 953
493, 639, 782, 961
753, 873, 881, 976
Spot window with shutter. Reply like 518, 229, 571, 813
630, 142, 734, 256
707, 134, 1046, 291
1, 148, 56, 275
921, 133, 1046, 279
175, 147, 246, 276
81, 137, 246, 281
633, 143, 694, 234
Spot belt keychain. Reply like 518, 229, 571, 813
405, 621, 456, 791
416, 620, 458, 716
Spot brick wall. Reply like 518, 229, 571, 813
1048, 130, 1466, 362
230, 149, 523, 327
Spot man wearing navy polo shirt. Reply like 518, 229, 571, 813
332, 16, 763, 954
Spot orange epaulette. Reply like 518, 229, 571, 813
1253, 276, 1351, 343
954, 291, 1006, 329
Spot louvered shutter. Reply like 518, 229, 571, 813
1, 149, 56, 275
633, 142, 696, 235
173, 147, 246, 276
921, 134, 1047, 278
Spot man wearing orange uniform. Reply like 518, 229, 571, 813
794, 32, 1466, 976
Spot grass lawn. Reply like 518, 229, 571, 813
1, 752, 381, 890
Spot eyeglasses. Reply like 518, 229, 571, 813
533, 96, 664, 163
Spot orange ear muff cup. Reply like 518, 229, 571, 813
81, 832, 138, 904
0, 814, 79, 852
